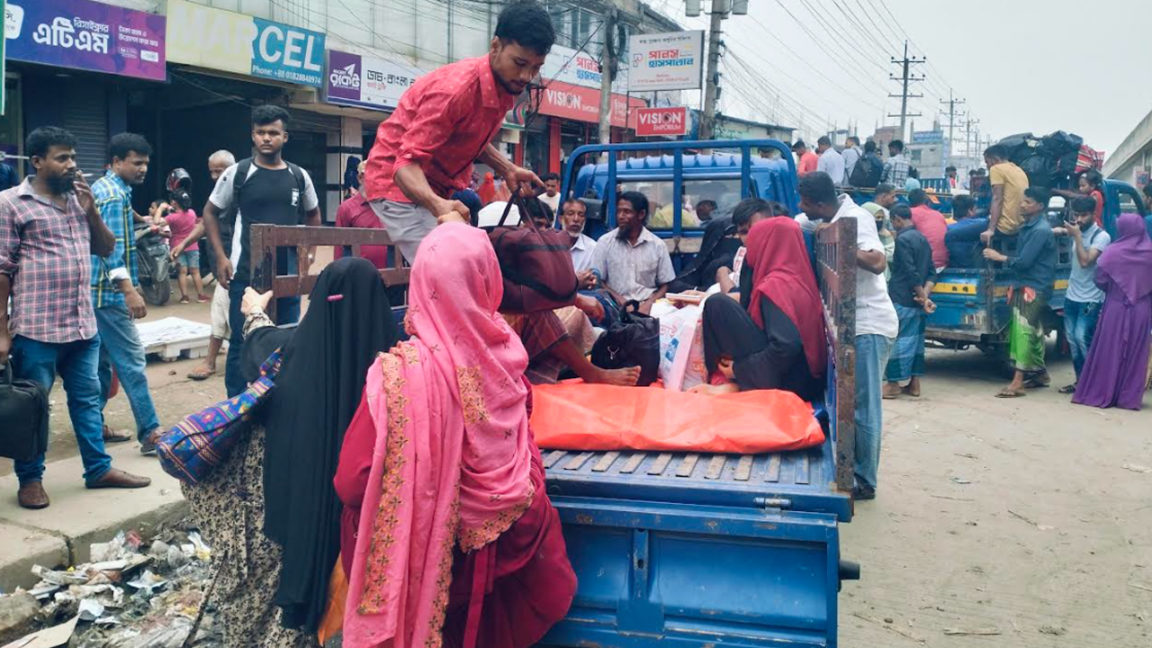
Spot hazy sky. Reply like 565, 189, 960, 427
650, 0, 1151, 158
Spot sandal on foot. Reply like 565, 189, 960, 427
1058, 384, 1077, 394
178, 297, 191, 304
996, 387, 1026, 398
187, 366, 216, 381
102, 425, 133, 442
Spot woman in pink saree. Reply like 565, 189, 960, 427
333, 222, 576, 648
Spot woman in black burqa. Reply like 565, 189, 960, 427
187, 256, 398, 647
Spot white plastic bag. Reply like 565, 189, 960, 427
657, 305, 709, 391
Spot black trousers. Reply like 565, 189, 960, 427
701, 295, 766, 375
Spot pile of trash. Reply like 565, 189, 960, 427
0, 523, 224, 648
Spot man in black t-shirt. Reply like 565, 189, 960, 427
203, 106, 321, 396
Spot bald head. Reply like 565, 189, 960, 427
208, 149, 235, 181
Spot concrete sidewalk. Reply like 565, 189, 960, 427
0, 443, 186, 592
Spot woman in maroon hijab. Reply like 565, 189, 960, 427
1073, 213, 1152, 410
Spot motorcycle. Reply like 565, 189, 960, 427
135, 223, 172, 306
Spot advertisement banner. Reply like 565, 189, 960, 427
326, 49, 423, 111
635, 107, 688, 137
540, 44, 627, 93
166, 0, 324, 87
627, 30, 704, 92
5, 0, 166, 81
536, 80, 645, 129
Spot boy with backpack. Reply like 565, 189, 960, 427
202, 106, 321, 397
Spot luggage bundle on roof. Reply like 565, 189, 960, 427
995, 130, 1089, 189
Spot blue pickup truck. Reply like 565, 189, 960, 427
545, 140, 860, 648
925, 179, 1148, 353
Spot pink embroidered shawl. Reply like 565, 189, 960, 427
343, 223, 535, 648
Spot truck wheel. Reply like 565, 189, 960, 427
141, 278, 171, 306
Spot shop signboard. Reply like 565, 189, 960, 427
635, 107, 687, 137
5, 0, 166, 81
540, 44, 627, 93
326, 49, 423, 111
166, 0, 324, 88
627, 30, 703, 92
536, 80, 645, 129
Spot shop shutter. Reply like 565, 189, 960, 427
61, 84, 109, 174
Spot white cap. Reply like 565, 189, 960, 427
477, 201, 520, 228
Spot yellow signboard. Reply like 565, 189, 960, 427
166, 0, 256, 75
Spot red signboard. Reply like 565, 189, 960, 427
634, 107, 688, 137
536, 80, 646, 129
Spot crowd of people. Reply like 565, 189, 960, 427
3, 1, 1152, 648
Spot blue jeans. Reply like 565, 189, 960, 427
11, 335, 111, 484
225, 275, 300, 397
854, 334, 894, 490
96, 303, 160, 440
1063, 299, 1101, 379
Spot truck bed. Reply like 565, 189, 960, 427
543, 427, 851, 522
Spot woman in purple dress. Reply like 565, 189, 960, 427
1073, 213, 1152, 410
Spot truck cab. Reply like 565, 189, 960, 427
567, 144, 798, 261
548, 140, 859, 648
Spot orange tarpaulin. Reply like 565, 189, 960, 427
529, 382, 825, 454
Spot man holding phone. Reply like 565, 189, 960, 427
0, 127, 152, 509
1058, 196, 1110, 394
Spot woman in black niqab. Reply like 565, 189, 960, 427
249, 256, 399, 631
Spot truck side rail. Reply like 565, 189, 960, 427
248, 225, 410, 320
815, 218, 857, 494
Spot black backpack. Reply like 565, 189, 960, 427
850, 154, 883, 188
232, 158, 310, 224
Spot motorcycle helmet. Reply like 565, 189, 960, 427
166, 168, 193, 210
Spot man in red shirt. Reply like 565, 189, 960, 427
335, 160, 389, 269
363, 1, 554, 262
792, 140, 818, 175
907, 188, 949, 269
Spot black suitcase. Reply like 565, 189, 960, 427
0, 362, 50, 461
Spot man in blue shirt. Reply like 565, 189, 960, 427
91, 133, 162, 454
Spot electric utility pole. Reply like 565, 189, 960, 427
598, 3, 619, 148
964, 117, 980, 159
688, 0, 747, 140
888, 40, 925, 142
939, 89, 965, 156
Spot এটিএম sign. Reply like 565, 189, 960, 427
5, 0, 166, 81
165, 0, 324, 88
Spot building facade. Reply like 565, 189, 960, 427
2, 0, 682, 221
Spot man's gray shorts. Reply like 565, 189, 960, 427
368, 199, 436, 264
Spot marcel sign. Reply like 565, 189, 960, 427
166, 0, 325, 88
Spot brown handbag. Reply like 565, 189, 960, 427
486, 196, 580, 314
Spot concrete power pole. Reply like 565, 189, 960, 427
964, 117, 980, 159
598, 4, 619, 149
887, 41, 925, 142
939, 89, 965, 157
698, 4, 725, 140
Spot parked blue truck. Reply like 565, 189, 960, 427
924, 179, 1147, 353
546, 140, 860, 648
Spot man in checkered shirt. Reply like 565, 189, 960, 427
0, 127, 151, 510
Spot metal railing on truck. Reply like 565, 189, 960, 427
248, 225, 409, 321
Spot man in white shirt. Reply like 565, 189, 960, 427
538, 172, 561, 214
589, 191, 675, 314
560, 198, 596, 275
798, 171, 897, 500
816, 136, 846, 188
841, 136, 861, 185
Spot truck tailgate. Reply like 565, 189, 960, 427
543, 442, 851, 521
